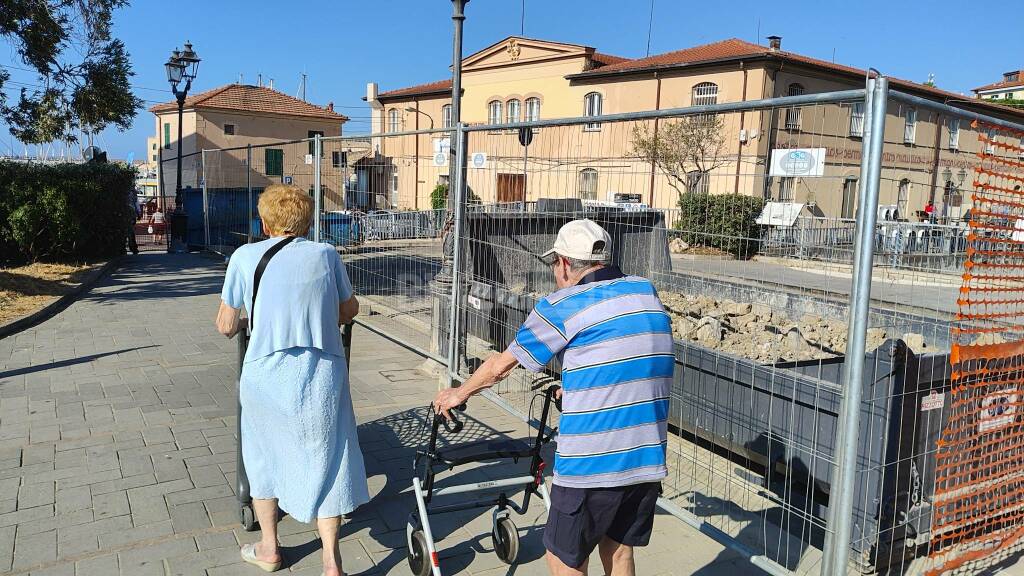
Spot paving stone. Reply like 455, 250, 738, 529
166, 546, 239, 575
13, 527, 56, 569
117, 536, 196, 576
74, 553, 118, 576
54, 485, 91, 515
196, 530, 237, 551
168, 501, 211, 533
92, 491, 130, 520
18, 482, 55, 510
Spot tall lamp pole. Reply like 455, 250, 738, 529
164, 42, 200, 253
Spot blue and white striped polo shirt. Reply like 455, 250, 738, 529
507, 266, 674, 489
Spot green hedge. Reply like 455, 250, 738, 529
430, 183, 481, 210
674, 192, 764, 259
0, 161, 135, 265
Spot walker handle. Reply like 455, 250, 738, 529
438, 403, 467, 435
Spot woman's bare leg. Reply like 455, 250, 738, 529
318, 516, 344, 576
251, 498, 282, 563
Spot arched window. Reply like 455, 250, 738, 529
687, 170, 710, 195
487, 100, 502, 125
897, 179, 910, 219
904, 108, 917, 144
691, 82, 719, 106
578, 169, 598, 200
387, 108, 400, 133
786, 84, 805, 130
506, 99, 521, 124
584, 92, 602, 131
442, 104, 452, 129
525, 97, 541, 122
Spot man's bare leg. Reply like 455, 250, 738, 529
546, 550, 588, 575
598, 537, 635, 576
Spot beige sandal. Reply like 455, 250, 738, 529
240, 542, 282, 572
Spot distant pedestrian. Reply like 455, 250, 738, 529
925, 200, 936, 223
149, 208, 166, 244
125, 188, 139, 254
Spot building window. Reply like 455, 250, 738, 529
506, 99, 521, 124
841, 178, 858, 218
224, 123, 236, 136
850, 102, 865, 137
151, 154, 157, 162
785, 84, 805, 130
525, 97, 541, 122
442, 104, 452, 128
163, 122, 171, 149
948, 118, 960, 150
332, 150, 347, 168
584, 92, 602, 131
487, 100, 502, 126
687, 170, 710, 195
897, 179, 910, 218
692, 82, 719, 106
986, 128, 996, 155
390, 168, 399, 208
308, 130, 324, 156
265, 148, 284, 177
904, 108, 917, 144
151, 142, 157, 150
578, 168, 598, 200
777, 177, 795, 202
388, 109, 400, 133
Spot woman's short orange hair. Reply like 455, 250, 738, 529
258, 184, 313, 236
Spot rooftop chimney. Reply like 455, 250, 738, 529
327, 102, 334, 111
767, 35, 782, 51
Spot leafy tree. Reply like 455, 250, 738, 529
630, 114, 729, 197
430, 183, 481, 210
0, 0, 142, 143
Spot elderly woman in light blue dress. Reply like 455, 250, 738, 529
215, 184, 368, 575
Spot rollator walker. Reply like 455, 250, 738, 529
406, 384, 561, 576
235, 321, 354, 531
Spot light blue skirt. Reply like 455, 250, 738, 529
240, 347, 369, 522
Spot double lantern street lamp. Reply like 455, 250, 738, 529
164, 42, 200, 253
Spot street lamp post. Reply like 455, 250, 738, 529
164, 42, 201, 253
404, 106, 434, 130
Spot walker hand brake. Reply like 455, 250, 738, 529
441, 404, 467, 434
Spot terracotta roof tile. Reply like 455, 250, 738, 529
974, 73, 1024, 93
378, 79, 453, 99
582, 39, 762, 74
149, 84, 346, 121
591, 52, 631, 67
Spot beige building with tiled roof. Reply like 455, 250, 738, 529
973, 70, 1024, 102
370, 36, 1024, 219
149, 83, 348, 208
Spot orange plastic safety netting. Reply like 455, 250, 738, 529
926, 120, 1024, 575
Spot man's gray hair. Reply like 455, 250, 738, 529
565, 255, 607, 272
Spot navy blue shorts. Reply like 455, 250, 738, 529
543, 482, 660, 569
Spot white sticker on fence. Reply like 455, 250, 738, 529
433, 152, 449, 167
921, 391, 944, 412
470, 152, 488, 169
978, 390, 1019, 433
467, 295, 481, 310
433, 138, 451, 155
304, 154, 313, 165
769, 148, 826, 177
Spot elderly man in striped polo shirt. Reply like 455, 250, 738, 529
434, 219, 674, 576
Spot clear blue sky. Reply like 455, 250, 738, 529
2, 0, 1022, 160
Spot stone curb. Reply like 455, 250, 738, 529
0, 256, 123, 340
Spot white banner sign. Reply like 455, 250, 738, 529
432, 152, 448, 167
469, 152, 488, 169
769, 148, 826, 177
433, 138, 451, 155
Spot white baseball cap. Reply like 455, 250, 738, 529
542, 219, 612, 262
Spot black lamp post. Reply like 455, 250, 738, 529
164, 42, 200, 253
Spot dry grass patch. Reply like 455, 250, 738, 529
0, 262, 101, 324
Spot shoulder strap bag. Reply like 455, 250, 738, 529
249, 236, 296, 332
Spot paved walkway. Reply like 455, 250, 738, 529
0, 253, 751, 576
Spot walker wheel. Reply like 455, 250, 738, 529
408, 530, 432, 576
493, 516, 519, 564
240, 504, 257, 532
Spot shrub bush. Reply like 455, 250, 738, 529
430, 183, 481, 210
0, 161, 135, 265
674, 192, 764, 259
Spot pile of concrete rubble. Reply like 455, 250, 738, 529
659, 292, 928, 363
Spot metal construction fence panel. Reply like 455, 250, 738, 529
193, 80, 1024, 575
